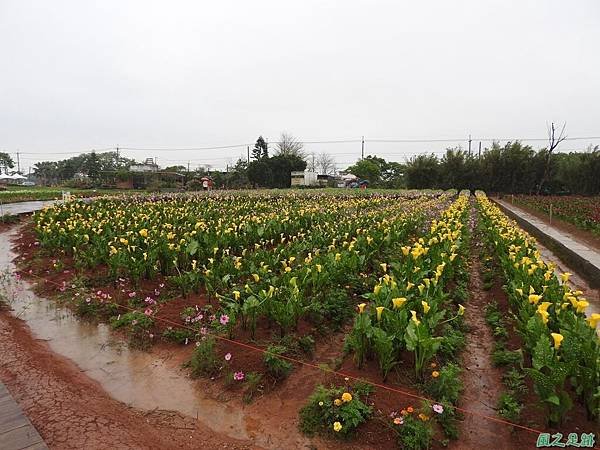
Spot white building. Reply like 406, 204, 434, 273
291, 171, 318, 187
130, 158, 160, 173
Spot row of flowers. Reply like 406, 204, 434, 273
476, 192, 600, 424
346, 192, 470, 381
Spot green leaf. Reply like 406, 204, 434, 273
186, 239, 199, 256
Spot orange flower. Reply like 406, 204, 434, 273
418, 413, 430, 421
432, 370, 440, 378
400, 409, 408, 416
430, 362, 437, 368
406, 406, 414, 413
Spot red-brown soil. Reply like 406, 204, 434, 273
0, 310, 254, 450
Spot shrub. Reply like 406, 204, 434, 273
76, 297, 118, 318
425, 363, 463, 404
502, 368, 527, 395
243, 372, 264, 404
299, 384, 372, 438
394, 414, 434, 450
190, 336, 220, 377
491, 348, 523, 367
110, 311, 154, 348
438, 327, 466, 361
309, 288, 352, 330
162, 327, 194, 344
497, 392, 522, 422
263, 344, 293, 380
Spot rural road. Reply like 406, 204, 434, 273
0, 200, 58, 217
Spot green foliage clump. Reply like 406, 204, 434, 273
497, 392, 522, 422
263, 344, 293, 380
393, 414, 434, 450
425, 363, 463, 404
299, 383, 372, 438
162, 327, 194, 344
190, 336, 220, 377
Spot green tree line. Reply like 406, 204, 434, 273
350, 142, 600, 195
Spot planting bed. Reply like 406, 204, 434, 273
0, 190, 598, 449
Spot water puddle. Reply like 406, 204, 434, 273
0, 227, 250, 440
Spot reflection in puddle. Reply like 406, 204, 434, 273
0, 227, 249, 440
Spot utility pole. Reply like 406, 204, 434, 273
116, 145, 119, 167
187, 161, 190, 173
247, 146, 250, 164
468, 134, 472, 156
478, 141, 482, 158
16, 151, 20, 173
361, 136, 365, 159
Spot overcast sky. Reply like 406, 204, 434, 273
1, 0, 599, 171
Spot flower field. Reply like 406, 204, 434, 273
8, 189, 599, 449
477, 193, 599, 425
0, 188, 136, 204
513, 194, 600, 236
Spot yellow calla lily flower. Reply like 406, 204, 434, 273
551, 333, 563, 349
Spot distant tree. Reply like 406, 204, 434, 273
33, 161, 59, 185
316, 152, 335, 175
0, 152, 15, 174
380, 161, 405, 188
404, 154, 440, 189
252, 136, 269, 160
247, 159, 272, 187
275, 132, 305, 159
84, 151, 102, 180
346, 157, 381, 184
164, 165, 187, 172
537, 122, 567, 194
268, 154, 307, 188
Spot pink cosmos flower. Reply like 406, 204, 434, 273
224, 353, 232, 361
159, 283, 165, 288
144, 308, 153, 316
433, 404, 444, 414
200, 327, 208, 335
128, 292, 136, 298
233, 371, 245, 381
219, 315, 229, 325
14, 273, 21, 281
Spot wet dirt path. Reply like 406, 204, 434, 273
450, 206, 514, 450
0, 310, 253, 450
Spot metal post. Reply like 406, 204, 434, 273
549, 203, 553, 224
247, 146, 250, 163
468, 134, 472, 155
